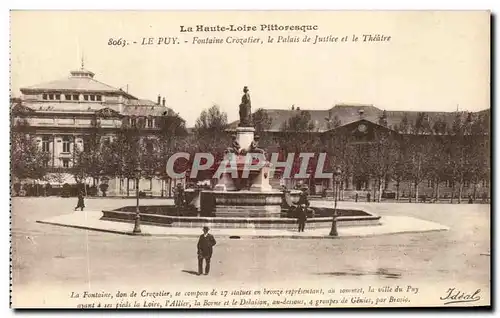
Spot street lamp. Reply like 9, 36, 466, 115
132, 164, 142, 234
329, 166, 342, 236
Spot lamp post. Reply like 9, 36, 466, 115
329, 166, 342, 236
132, 164, 142, 234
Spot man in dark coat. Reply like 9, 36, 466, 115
74, 192, 85, 211
297, 187, 310, 232
197, 226, 217, 275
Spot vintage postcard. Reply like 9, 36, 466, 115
10, 10, 490, 308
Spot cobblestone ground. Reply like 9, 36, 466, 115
11, 197, 490, 306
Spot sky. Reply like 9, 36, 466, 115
10, 11, 490, 126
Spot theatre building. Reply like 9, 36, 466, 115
11, 65, 178, 197
230, 105, 490, 201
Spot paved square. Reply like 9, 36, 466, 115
11, 197, 490, 307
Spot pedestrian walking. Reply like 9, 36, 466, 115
197, 226, 216, 275
355, 191, 359, 202
468, 195, 473, 204
366, 191, 371, 203
74, 191, 85, 211
297, 205, 307, 232
297, 187, 310, 232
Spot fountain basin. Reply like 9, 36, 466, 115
101, 206, 381, 230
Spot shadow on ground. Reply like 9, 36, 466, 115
316, 268, 402, 279
182, 270, 200, 276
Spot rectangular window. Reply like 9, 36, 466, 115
73, 94, 79, 101
48, 94, 54, 100
55, 94, 61, 100
96, 95, 102, 101
62, 159, 69, 168
42, 136, 50, 152
147, 118, 153, 128
43, 94, 48, 100
84, 95, 89, 101
62, 136, 71, 153
90, 95, 95, 101
131, 118, 137, 127
65, 94, 71, 100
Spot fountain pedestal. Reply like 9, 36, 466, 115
249, 165, 272, 192
235, 126, 255, 150
203, 123, 298, 218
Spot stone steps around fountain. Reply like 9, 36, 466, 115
213, 205, 282, 218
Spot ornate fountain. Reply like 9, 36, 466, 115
101, 87, 381, 230
199, 86, 300, 218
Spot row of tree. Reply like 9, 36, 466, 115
11, 106, 490, 202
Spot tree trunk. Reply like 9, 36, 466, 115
378, 177, 383, 202
431, 178, 436, 201
341, 181, 344, 201
436, 180, 440, 203
372, 179, 376, 203
414, 181, 419, 203
126, 178, 130, 197
450, 182, 455, 204
473, 181, 477, 201
458, 177, 463, 204
396, 181, 400, 201
408, 183, 412, 203
169, 179, 173, 198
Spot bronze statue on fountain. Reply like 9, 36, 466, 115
225, 135, 241, 155
249, 135, 266, 155
239, 86, 252, 127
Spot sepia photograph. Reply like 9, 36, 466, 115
9, 10, 490, 308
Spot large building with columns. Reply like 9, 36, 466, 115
11, 65, 176, 197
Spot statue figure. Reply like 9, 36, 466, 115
249, 135, 265, 155
225, 135, 241, 155
238, 86, 252, 127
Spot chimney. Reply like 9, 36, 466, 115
358, 109, 365, 119
162, 97, 166, 107
157, 95, 161, 105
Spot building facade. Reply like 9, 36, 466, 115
12, 67, 490, 201
229, 105, 490, 201
11, 65, 178, 197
